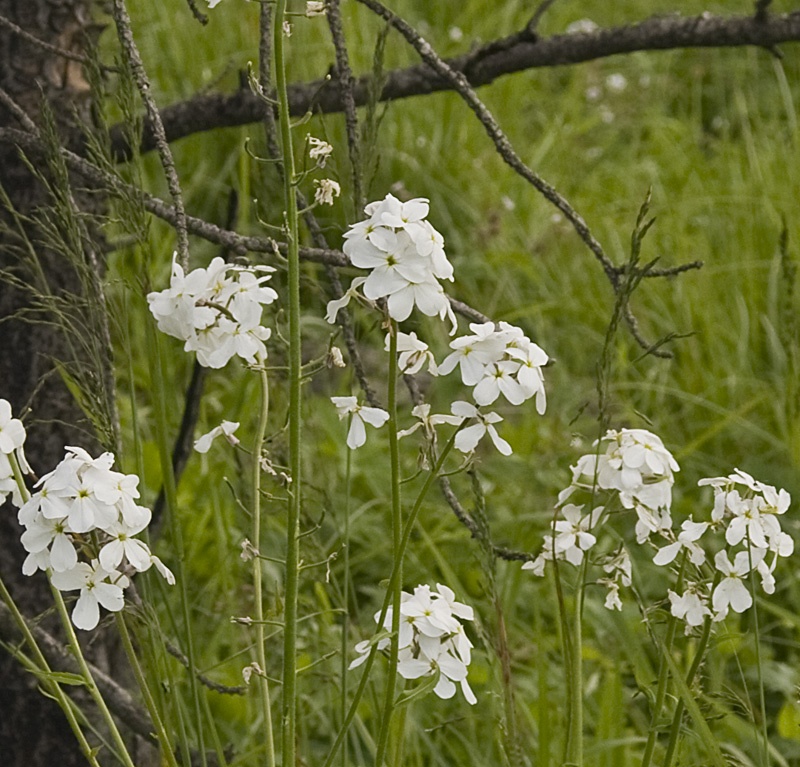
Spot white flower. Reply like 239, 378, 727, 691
51, 560, 128, 631
331, 396, 389, 449
712, 550, 761, 619
604, 582, 622, 611
397, 404, 462, 440
314, 179, 340, 206
571, 428, 679, 514
194, 421, 240, 453
20, 512, 78, 573
148, 256, 277, 369
339, 195, 457, 330
206, 0, 223, 7
0, 399, 25, 453
450, 401, 511, 455
669, 586, 711, 628
606, 73, 628, 92
351, 583, 476, 704
653, 519, 708, 567
387, 331, 438, 375
307, 135, 332, 165
552, 504, 601, 565
325, 277, 368, 324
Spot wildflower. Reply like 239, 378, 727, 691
397, 404, 462, 440
50, 560, 129, 631
330, 396, 389, 449
325, 277, 368, 324
314, 178, 340, 206
606, 73, 628, 92
552, 504, 601, 565
306, 1, 326, 15
449, 401, 511, 456
194, 421, 240, 453
653, 519, 708, 567
148, 256, 278, 369
0, 399, 25, 454
712, 549, 761, 619
668, 586, 711, 629
337, 194, 457, 331
387, 331, 438, 375
351, 584, 476, 704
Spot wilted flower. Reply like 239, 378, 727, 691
307, 135, 332, 165
314, 178, 340, 206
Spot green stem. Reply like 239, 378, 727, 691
147, 322, 207, 767
374, 321, 402, 767
51, 585, 136, 767
662, 568, 722, 767
565, 566, 584, 767
0, 577, 100, 767
641, 552, 688, 767
321, 427, 462, 767
115, 613, 180, 767
273, 2, 302, 763
341, 444, 352, 767
749, 543, 770, 767
252, 364, 277, 767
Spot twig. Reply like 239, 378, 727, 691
107, 11, 800, 158
326, 0, 364, 212
528, 0, 560, 34
0, 601, 154, 742
0, 86, 37, 133
0, 13, 94, 67
110, 0, 191, 267
755, 0, 773, 22
183, 0, 209, 25
164, 641, 247, 696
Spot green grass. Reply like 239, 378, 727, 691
97, 1, 800, 765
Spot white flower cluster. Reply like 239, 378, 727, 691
566, 428, 679, 543
659, 470, 793, 628
329, 194, 457, 331
17, 446, 174, 630
439, 321, 548, 413
148, 256, 278, 369
350, 584, 476, 704
0, 399, 29, 507
525, 428, 679, 582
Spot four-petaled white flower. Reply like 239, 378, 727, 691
668, 586, 711, 629
450, 401, 511, 455
712, 549, 761, 620
387, 331, 438, 375
331, 396, 389, 449
51, 560, 129, 631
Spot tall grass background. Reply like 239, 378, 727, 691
102, 0, 800, 764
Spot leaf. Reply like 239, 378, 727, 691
394, 672, 439, 708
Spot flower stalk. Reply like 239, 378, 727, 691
272, 2, 302, 763
375, 319, 403, 766
252, 362, 277, 767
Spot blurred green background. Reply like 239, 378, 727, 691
107, 1, 800, 764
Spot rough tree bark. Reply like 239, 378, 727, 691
0, 1, 102, 765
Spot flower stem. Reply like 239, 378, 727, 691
321, 426, 462, 767
252, 363, 277, 767
115, 613, 180, 767
564, 563, 585, 767
272, 2, 302, 762
51, 584, 136, 767
374, 320, 402, 767
147, 319, 207, 767
640, 553, 687, 767
341, 443, 352, 767
662, 568, 722, 767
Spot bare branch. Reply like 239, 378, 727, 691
108, 12, 800, 158
110, 0, 191, 266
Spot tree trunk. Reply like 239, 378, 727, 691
0, 1, 104, 765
